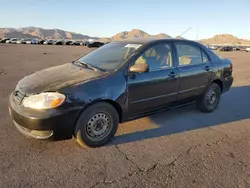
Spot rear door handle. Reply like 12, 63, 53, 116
168, 72, 177, 78
204, 65, 211, 71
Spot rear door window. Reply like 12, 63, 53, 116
176, 43, 203, 66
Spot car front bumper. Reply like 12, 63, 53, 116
13, 120, 54, 139
9, 93, 82, 141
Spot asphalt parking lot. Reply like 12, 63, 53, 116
0, 44, 250, 188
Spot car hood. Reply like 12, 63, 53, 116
16, 63, 104, 95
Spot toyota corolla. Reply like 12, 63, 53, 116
9, 38, 233, 147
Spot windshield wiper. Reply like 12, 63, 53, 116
74, 61, 101, 72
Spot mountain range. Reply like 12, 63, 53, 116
200, 34, 250, 45
1, 27, 250, 45
111, 29, 172, 40
0, 27, 173, 41
0, 27, 99, 40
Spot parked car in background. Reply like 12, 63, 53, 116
0, 38, 10, 43
21, 39, 29, 44
239, 47, 246, 51
16, 39, 22, 44
31, 39, 38, 44
25, 39, 32, 44
44, 40, 54, 45
80, 41, 90, 46
53, 40, 64, 45
71, 41, 81, 45
9, 38, 233, 147
87, 41, 105, 48
234, 47, 241, 51
61, 40, 67, 45
11, 38, 19, 44
43, 40, 48, 44
245, 47, 250, 52
219, 46, 233, 51
208, 45, 217, 50
5, 39, 11, 43
16, 39, 26, 44
37, 39, 46, 44
6, 38, 18, 44
80, 41, 84, 46
63, 40, 73, 45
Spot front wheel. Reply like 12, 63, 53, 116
197, 83, 221, 113
74, 102, 119, 148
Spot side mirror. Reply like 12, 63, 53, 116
129, 63, 149, 73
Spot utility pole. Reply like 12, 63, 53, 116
196, 28, 199, 40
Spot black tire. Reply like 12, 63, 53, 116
197, 83, 221, 113
74, 102, 119, 148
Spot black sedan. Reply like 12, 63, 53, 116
70, 41, 81, 45
9, 38, 233, 147
37, 40, 46, 44
88, 41, 105, 48
53, 40, 64, 45
63, 40, 73, 45
219, 46, 233, 51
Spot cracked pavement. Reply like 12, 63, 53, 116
0, 44, 250, 188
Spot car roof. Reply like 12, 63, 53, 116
112, 37, 196, 45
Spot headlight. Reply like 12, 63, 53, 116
23, 92, 66, 110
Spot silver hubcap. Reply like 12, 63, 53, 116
207, 89, 217, 106
86, 113, 110, 141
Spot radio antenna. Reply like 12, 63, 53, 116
178, 27, 191, 37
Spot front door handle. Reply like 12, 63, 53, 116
204, 65, 211, 71
168, 72, 176, 78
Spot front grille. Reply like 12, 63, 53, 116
13, 89, 26, 103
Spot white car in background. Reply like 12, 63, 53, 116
6, 38, 18, 44
16, 39, 22, 44
16, 39, 25, 44
208, 45, 217, 50
245, 47, 250, 52
26, 39, 32, 44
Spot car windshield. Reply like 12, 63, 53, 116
77, 42, 142, 71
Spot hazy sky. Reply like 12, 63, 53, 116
0, 0, 249, 39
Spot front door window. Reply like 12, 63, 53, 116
134, 43, 173, 71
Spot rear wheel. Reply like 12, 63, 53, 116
74, 102, 119, 148
197, 83, 221, 113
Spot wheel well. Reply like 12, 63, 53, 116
212, 79, 223, 92
84, 99, 123, 123
102, 99, 123, 123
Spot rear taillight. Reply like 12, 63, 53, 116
229, 63, 233, 72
